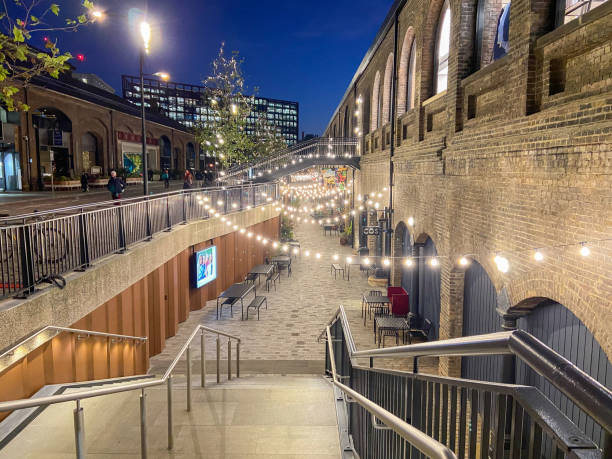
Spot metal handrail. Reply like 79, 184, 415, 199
325, 305, 612, 435
0, 323, 241, 458
325, 325, 457, 459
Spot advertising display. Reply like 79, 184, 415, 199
195, 246, 217, 288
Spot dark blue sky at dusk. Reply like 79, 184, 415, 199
54, 0, 392, 136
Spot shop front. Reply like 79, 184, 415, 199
117, 131, 159, 175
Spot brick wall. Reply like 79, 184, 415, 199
327, 0, 612, 375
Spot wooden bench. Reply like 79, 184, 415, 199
247, 296, 267, 320
331, 263, 345, 279
217, 297, 238, 319
266, 271, 280, 291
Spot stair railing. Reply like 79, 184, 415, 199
323, 306, 612, 458
0, 324, 240, 459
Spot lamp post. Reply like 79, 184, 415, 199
138, 21, 169, 195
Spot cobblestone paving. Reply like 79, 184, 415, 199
150, 220, 437, 375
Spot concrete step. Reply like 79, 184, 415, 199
0, 374, 342, 458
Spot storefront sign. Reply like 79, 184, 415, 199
363, 226, 380, 236
117, 131, 159, 146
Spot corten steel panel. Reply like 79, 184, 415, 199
122, 342, 135, 376
165, 257, 179, 332
23, 346, 46, 398
74, 337, 91, 382
91, 336, 109, 381
106, 296, 120, 335
120, 289, 135, 337
0, 362, 25, 421
178, 249, 191, 318
89, 302, 109, 334
461, 261, 503, 382
48, 332, 75, 384
224, 233, 236, 289
516, 301, 612, 448
108, 340, 122, 378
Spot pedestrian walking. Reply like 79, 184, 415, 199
107, 170, 124, 201
183, 169, 193, 189
80, 172, 89, 192
162, 169, 170, 189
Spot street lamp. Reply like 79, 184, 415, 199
138, 21, 169, 195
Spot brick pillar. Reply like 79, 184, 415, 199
438, 261, 465, 377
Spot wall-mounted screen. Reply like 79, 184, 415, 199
195, 246, 217, 288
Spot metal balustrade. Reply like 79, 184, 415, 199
323, 306, 612, 459
220, 137, 359, 182
0, 183, 278, 301
0, 324, 240, 458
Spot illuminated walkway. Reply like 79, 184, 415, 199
150, 218, 436, 376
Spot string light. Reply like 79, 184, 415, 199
534, 250, 544, 261
494, 255, 509, 273
458, 256, 469, 266
580, 243, 590, 257
404, 258, 414, 267
429, 258, 439, 267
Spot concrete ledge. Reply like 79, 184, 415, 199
0, 205, 280, 351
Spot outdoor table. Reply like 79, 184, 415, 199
271, 255, 291, 264
361, 295, 390, 325
249, 264, 274, 285
287, 241, 300, 256
216, 282, 255, 320
323, 225, 335, 236
345, 261, 363, 281
375, 316, 410, 347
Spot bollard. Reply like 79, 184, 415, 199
73, 400, 85, 459
236, 341, 240, 378
201, 331, 206, 388
228, 339, 232, 380
186, 346, 192, 412
167, 375, 173, 450
140, 389, 147, 459
216, 337, 220, 384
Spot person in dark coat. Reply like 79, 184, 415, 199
80, 172, 89, 192
183, 169, 193, 189
107, 170, 124, 200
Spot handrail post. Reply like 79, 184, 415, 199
18, 224, 35, 297
182, 192, 187, 224
224, 189, 229, 214
201, 331, 206, 388
140, 388, 147, 459
117, 205, 126, 253
186, 345, 192, 412
252, 184, 256, 207
77, 209, 90, 269
228, 338, 232, 380
167, 374, 173, 450
236, 341, 240, 378
216, 337, 220, 384
165, 196, 172, 231
73, 400, 85, 459
144, 198, 152, 240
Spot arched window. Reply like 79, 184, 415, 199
370, 71, 381, 132
382, 53, 394, 125
407, 41, 416, 110
556, 0, 608, 26
398, 28, 416, 116
435, 0, 451, 94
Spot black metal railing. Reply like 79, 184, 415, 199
0, 183, 278, 300
324, 307, 612, 459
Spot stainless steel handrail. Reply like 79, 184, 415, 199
325, 305, 612, 435
325, 325, 457, 459
0, 323, 241, 458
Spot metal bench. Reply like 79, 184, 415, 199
217, 297, 238, 319
247, 296, 267, 320
266, 271, 280, 291
244, 273, 258, 284
331, 263, 345, 279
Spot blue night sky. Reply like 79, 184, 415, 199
55, 0, 392, 136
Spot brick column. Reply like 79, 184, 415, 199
438, 261, 465, 377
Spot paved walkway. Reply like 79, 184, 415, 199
150, 218, 437, 375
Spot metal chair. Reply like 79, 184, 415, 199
409, 318, 433, 341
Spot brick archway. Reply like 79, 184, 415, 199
382, 53, 395, 125
370, 71, 381, 132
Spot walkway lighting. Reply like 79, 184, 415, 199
580, 243, 590, 257
534, 250, 544, 261
304, 250, 310, 257
247, 232, 253, 238
430, 258, 439, 267
494, 255, 509, 273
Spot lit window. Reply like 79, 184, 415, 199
407, 40, 416, 110
435, 1, 451, 94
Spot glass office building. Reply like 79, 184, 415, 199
121, 76, 299, 146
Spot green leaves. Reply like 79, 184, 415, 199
12, 26, 25, 42
77, 14, 87, 23
14, 45, 27, 61
82, 0, 94, 9
50, 4, 60, 15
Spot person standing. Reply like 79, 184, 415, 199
107, 170, 124, 200
183, 169, 193, 189
161, 169, 170, 189
80, 172, 89, 192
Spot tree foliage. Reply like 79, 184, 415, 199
0, 0, 96, 111
195, 43, 288, 169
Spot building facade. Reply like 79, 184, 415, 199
121, 75, 299, 146
325, 0, 612, 447
7, 73, 197, 191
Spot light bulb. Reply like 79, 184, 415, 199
239, 228, 246, 234
494, 255, 509, 273
407, 217, 414, 226
404, 258, 413, 267
282, 245, 288, 252
256, 235, 261, 241
333, 254, 339, 261
580, 244, 590, 257
363, 257, 370, 265
315, 253, 321, 259
430, 258, 439, 267
304, 250, 310, 257
346, 257, 352, 263
383, 258, 390, 266
247, 232, 253, 238
534, 251, 544, 261
458, 256, 469, 266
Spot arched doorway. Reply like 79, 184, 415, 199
461, 260, 502, 381
416, 236, 441, 339
514, 299, 612, 448
80, 132, 101, 173
399, 223, 419, 313
160, 136, 172, 171
32, 107, 73, 186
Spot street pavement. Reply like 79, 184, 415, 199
0, 180, 187, 216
